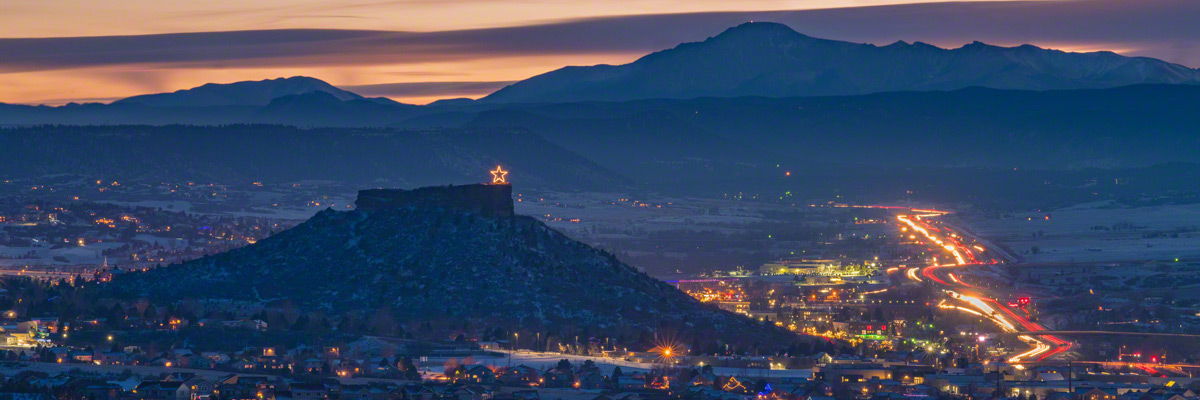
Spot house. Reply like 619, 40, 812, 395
1136, 393, 1189, 400
164, 374, 214, 399
185, 355, 216, 370
617, 376, 645, 390
79, 383, 124, 400
1143, 388, 1196, 400
298, 358, 325, 373
69, 350, 94, 363
462, 365, 496, 385
47, 347, 70, 363
452, 385, 493, 400
1037, 372, 1065, 382
497, 365, 539, 385
689, 371, 717, 387
289, 382, 327, 400
134, 381, 191, 400
369, 357, 396, 374
686, 386, 748, 400
402, 384, 438, 400
214, 375, 273, 400
109, 378, 142, 394
228, 360, 255, 370
97, 351, 133, 365
339, 384, 391, 400
542, 369, 573, 388
148, 357, 174, 367
577, 372, 605, 390
1081, 387, 1120, 400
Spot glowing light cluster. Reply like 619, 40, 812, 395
490, 165, 509, 184
898, 214, 966, 265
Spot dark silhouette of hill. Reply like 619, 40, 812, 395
101, 184, 805, 348
447, 84, 1200, 171
5, 84, 1199, 194
115, 76, 367, 107
4, 83, 1199, 190
482, 22, 1200, 103
465, 109, 791, 183
248, 91, 421, 126
0, 77, 422, 127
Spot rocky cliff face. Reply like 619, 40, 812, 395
356, 184, 514, 216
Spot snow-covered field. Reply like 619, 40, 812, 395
513, 191, 776, 235
962, 201, 1200, 263
424, 350, 813, 379
0, 241, 125, 267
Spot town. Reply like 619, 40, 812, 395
0, 196, 1197, 400
4, 2, 1200, 399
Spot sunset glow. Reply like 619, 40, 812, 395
2, 0, 1198, 105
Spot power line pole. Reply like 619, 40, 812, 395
1067, 361, 1073, 400
996, 365, 1003, 398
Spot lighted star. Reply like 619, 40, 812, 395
490, 165, 508, 184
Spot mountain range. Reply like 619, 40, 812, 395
3, 22, 1200, 190
5, 22, 1199, 115
99, 184, 802, 348
114, 76, 370, 107
482, 22, 1200, 103
5, 83, 1200, 193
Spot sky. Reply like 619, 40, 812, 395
2, 0, 1199, 105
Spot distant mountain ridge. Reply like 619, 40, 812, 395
115, 76, 367, 107
0, 125, 628, 190
482, 22, 1200, 103
6, 85, 1200, 187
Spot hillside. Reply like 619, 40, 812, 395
0, 125, 628, 190
5, 84, 1200, 194
465, 109, 790, 183
482, 22, 1200, 103
455, 84, 1200, 171
101, 184, 801, 347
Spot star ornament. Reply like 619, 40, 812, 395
490, 165, 509, 184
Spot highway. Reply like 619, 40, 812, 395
885, 207, 1200, 376
893, 210, 1071, 362
1017, 331, 1200, 338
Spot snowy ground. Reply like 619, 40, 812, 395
961, 201, 1200, 263
422, 350, 813, 379
0, 241, 126, 267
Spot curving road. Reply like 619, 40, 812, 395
893, 210, 1071, 362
